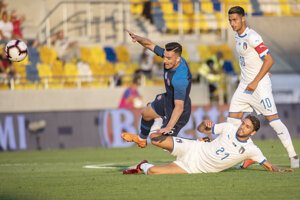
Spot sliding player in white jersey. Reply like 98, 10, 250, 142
227, 6, 298, 168
123, 115, 292, 175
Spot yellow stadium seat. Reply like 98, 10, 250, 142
14, 64, 26, 77
64, 63, 78, 83
182, 46, 189, 62
189, 62, 201, 74
90, 46, 106, 64
115, 46, 131, 62
279, 0, 292, 16
197, 45, 212, 61
39, 46, 58, 64
80, 47, 91, 63
200, 1, 213, 13
197, 13, 209, 31
160, 1, 174, 15
37, 63, 52, 84
52, 60, 65, 83
130, 0, 145, 17
182, 2, 194, 15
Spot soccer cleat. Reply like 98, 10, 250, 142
197, 137, 211, 142
239, 159, 255, 169
121, 132, 147, 148
123, 160, 148, 175
290, 156, 299, 168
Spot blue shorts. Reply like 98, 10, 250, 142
151, 93, 191, 136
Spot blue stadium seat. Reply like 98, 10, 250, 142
28, 46, 41, 65
26, 64, 40, 82
104, 47, 117, 63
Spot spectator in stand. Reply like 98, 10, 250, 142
135, 48, 154, 79
10, 10, 25, 39
119, 77, 143, 109
0, 0, 7, 20
0, 11, 13, 44
0, 45, 14, 78
51, 30, 80, 63
142, 1, 153, 24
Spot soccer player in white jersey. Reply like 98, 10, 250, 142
123, 115, 292, 175
227, 6, 299, 168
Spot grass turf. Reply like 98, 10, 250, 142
0, 139, 300, 200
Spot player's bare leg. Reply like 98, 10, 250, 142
265, 114, 299, 168
122, 103, 160, 148
227, 112, 243, 127
124, 132, 188, 175
147, 162, 187, 175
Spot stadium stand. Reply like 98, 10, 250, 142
0, 0, 299, 92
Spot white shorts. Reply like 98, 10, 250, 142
171, 137, 204, 174
229, 81, 278, 116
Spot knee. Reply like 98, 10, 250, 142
141, 106, 153, 121
146, 167, 156, 175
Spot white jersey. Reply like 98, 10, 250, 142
235, 27, 270, 85
172, 122, 266, 173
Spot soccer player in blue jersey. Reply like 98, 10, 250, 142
122, 30, 192, 148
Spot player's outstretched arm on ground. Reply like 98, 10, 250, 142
126, 29, 155, 51
197, 120, 214, 134
261, 160, 293, 172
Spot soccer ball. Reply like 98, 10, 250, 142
5, 39, 28, 62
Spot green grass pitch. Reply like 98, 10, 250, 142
0, 139, 300, 200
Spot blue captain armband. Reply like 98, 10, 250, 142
154, 45, 165, 58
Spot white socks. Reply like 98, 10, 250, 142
227, 117, 242, 128
149, 117, 163, 137
140, 163, 154, 174
269, 119, 297, 158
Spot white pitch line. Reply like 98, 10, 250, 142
83, 162, 127, 169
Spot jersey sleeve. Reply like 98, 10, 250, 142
153, 45, 165, 58
123, 89, 131, 99
172, 64, 189, 101
248, 145, 267, 165
248, 32, 269, 59
213, 122, 233, 135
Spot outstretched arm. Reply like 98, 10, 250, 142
261, 160, 293, 172
126, 29, 156, 51
197, 120, 214, 134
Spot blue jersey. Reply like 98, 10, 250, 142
153, 45, 192, 117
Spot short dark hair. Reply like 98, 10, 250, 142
245, 115, 260, 132
228, 6, 245, 16
165, 42, 182, 56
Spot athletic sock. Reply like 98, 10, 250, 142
139, 118, 154, 140
149, 117, 163, 137
269, 119, 297, 158
140, 163, 154, 175
227, 117, 242, 128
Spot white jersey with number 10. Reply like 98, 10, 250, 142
235, 27, 270, 85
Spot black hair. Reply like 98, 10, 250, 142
245, 115, 260, 132
206, 59, 214, 66
228, 6, 245, 16
165, 42, 182, 56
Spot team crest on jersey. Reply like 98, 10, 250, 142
243, 42, 247, 50
176, 138, 183, 143
239, 147, 245, 154
167, 78, 170, 86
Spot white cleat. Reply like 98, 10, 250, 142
290, 156, 299, 168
